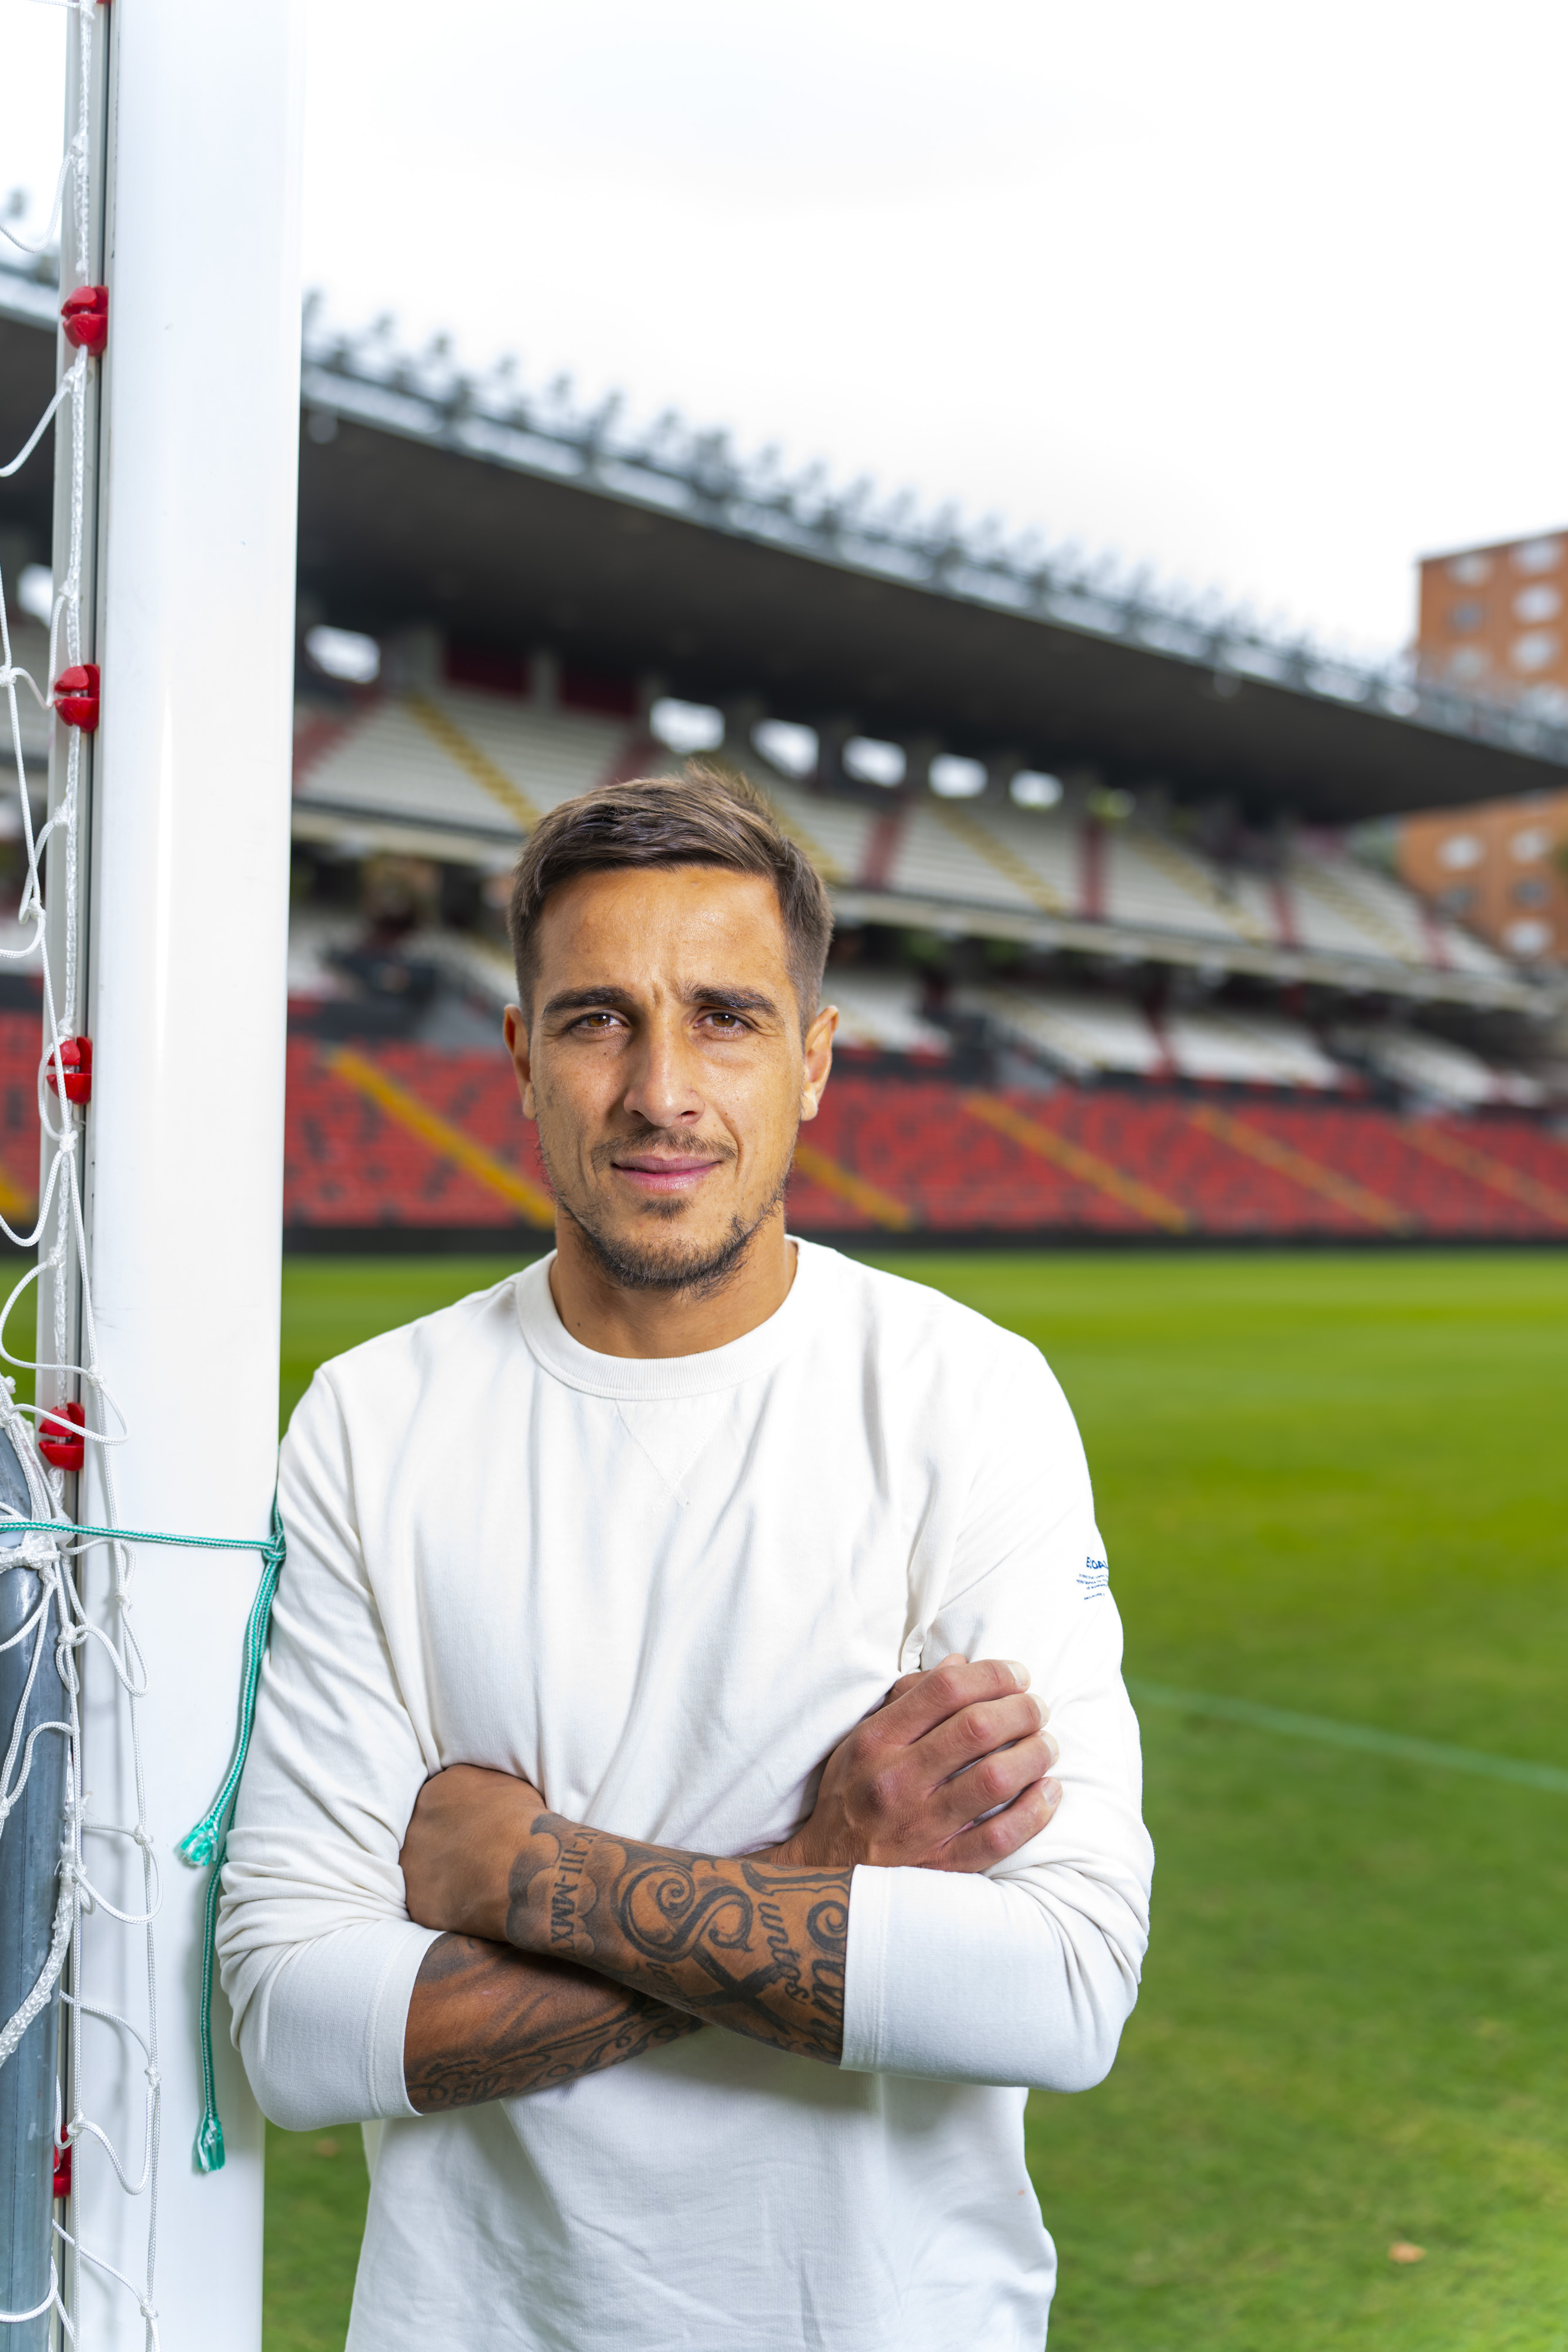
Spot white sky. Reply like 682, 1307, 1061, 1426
3, 0, 1565, 657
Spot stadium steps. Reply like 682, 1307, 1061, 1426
964, 1094, 1189, 1231
1218, 1101, 1552, 1238
327, 1047, 554, 1225
284, 1040, 533, 1229
1401, 1122, 1568, 1228
1049, 1090, 1376, 1237
1186, 1103, 1412, 1232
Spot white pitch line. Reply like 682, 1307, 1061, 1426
1128, 1679, 1568, 1796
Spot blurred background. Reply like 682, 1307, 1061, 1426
2, 3, 1565, 2346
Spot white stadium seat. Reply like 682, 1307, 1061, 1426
954, 985, 1164, 1079
1334, 1024, 1544, 1107
821, 970, 950, 1058
1161, 1008, 1343, 1088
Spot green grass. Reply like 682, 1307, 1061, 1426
262, 1247, 1568, 2351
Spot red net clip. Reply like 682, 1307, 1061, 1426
52, 2142, 73, 2199
53, 663, 99, 732
61, 283, 108, 356
39, 1401, 85, 1474
46, 1034, 92, 1104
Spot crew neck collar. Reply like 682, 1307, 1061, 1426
513, 1241, 821, 1399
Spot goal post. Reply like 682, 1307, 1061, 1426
7, 1, 306, 2344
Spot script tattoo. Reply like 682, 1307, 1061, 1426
508, 1814, 850, 2064
404, 1934, 702, 2114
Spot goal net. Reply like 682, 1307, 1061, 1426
0, 3, 304, 2344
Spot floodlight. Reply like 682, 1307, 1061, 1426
306, 624, 380, 683
843, 736, 905, 788
930, 754, 987, 799
1010, 770, 1062, 808
753, 718, 818, 778
650, 696, 724, 753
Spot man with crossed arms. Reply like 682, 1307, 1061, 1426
219, 765, 1153, 2349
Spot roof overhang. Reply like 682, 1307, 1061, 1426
827, 888, 1562, 1015
7, 273, 1568, 830
291, 396, 1568, 825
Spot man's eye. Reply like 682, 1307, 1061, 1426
702, 1011, 747, 1032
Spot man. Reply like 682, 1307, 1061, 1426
219, 765, 1153, 2350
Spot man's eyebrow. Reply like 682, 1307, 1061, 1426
540, 986, 627, 1019
541, 983, 783, 1021
687, 985, 780, 1017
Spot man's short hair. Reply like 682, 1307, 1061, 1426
507, 762, 834, 1029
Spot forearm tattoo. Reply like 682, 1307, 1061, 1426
507, 1815, 851, 2064
404, 1934, 703, 2114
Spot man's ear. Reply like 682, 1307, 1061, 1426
800, 1003, 838, 1122
503, 1004, 537, 1120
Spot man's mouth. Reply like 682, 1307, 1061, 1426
609, 1152, 726, 1195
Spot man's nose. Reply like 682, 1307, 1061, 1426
621, 1018, 703, 1129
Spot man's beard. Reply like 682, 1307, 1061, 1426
536, 1125, 794, 1301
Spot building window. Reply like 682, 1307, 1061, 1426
1510, 631, 1560, 673
1512, 537, 1564, 575
1436, 884, 1476, 914
1447, 552, 1492, 585
1503, 917, 1553, 956
1448, 646, 1490, 683
1438, 833, 1483, 870
1448, 600, 1485, 633
1512, 877, 1552, 908
1514, 584, 1562, 624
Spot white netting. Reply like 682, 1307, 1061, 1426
0, 4, 166, 2343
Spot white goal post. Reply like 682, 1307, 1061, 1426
1, 1, 305, 2346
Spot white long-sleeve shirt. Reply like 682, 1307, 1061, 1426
219, 1242, 1152, 2352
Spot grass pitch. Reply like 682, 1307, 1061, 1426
264, 1248, 1568, 2351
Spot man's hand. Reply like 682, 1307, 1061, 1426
768, 1653, 1060, 1874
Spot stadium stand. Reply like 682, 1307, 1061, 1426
288, 680, 1509, 999
0, 646, 1555, 1247
269, 1036, 1568, 1245
263, 662, 1568, 1245
3, 250, 1564, 1248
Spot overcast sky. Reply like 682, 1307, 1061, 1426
3, 0, 1564, 658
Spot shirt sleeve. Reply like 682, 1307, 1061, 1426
215, 1368, 440, 2131
840, 1333, 1154, 2092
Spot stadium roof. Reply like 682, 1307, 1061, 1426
6, 256, 1568, 825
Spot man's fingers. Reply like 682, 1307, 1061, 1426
874, 1656, 1036, 1745
880, 1653, 965, 1709
922, 1726, 1055, 1832
916, 1692, 1052, 1786
931, 1776, 1064, 1873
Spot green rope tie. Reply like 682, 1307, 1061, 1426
8, 1496, 287, 2174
